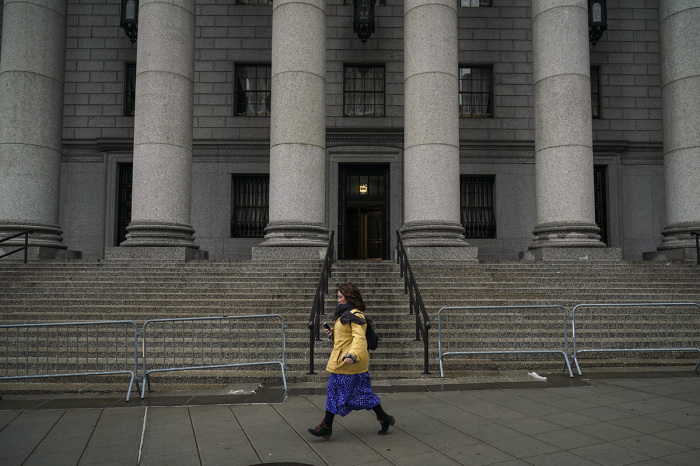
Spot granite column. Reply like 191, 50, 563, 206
401, 0, 473, 260
115, 0, 202, 259
253, 0, 329, 259
0, 0, 70, 258
528, 0, 611, 260
646, 1, 700, 261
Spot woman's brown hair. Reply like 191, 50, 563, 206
337, 282, 366, 312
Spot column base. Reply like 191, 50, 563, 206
0, 222, 81, 260
105, 246, 208, 261
642, 223, 700, 262
398, 221, 477, 260
257, 221, 330, 248
400, 221, 470, 246
0, 221, 67, 249
520, 247, 622, 262
119, 221, 201, 249
528, 221, 607, 250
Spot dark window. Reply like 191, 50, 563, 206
460, 176, 496, 239
231, 175, 269, 238
344, 65, 385, 117
460, 0, 492, 6
235, 64, 271, 116
124, 62, 136, 117
116, 163, 133, 245
591, 66, 601, 119
594, 165, 608, 245
234, 0, 271, 4
459, 66, 493, 118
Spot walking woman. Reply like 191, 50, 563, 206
308, 282, 395, 439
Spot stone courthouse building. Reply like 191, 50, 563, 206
0, 0, 698, 262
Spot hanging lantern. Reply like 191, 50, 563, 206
121, 0, 139, 43
353, 0, 375, 43
588, 0, 607, 46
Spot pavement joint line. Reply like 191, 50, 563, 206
137, 406, 148, 464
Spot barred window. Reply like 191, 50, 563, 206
344, 65, 385, 117
235, 64, 271, 116
591, 66, 601, 119
460, 0, 492, 6
124, 62, 136, 117
231, 175, 269, 238
460, 176, 496, 239
459, 66, 493, 118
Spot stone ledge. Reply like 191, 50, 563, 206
643, 247, 698, 263
105, 247, 209, 261
251, 246, 327, 260
520, 247, 622, 261
405, 246, 479, 261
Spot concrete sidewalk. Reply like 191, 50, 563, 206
1, 371, 698, 465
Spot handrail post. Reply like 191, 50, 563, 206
694, 231, 699, 265
24, 231, 29, 263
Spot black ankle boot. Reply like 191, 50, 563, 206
377, 415, 395, 435
308, 420, 332, 439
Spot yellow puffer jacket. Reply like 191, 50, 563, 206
325, 309, 370, 375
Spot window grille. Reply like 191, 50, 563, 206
459, 66, 493, 117
591, 66, 601, 119
231, 175, 269, 238
124, 62, 136, 117
460, 176, 496, 238
235, 64, 271, 116
343, 65, 385, 117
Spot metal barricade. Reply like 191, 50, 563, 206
437, 306, 573, 378
571, 303, 700, 375
141, 314, 287, 398
0, 321, 140, 401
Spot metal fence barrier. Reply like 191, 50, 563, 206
0, 321, 140, 401
437, 306, 573, 378
140, 314, 287, 398
571, 303, 700, 375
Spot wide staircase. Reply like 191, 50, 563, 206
1, 259, 700, 395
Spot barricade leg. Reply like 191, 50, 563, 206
561, 354, 574, 378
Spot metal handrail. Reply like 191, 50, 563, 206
691, 231, 700, 265
0, 230, 33, 263
395, 231, 431, 374
308, 231, 335, 374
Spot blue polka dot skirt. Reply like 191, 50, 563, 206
325, 372, 381, 417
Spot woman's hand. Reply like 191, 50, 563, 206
343, 357, 355, 364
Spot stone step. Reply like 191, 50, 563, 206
2, 258, 699, 397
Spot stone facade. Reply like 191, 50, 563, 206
1, 0, 697, 262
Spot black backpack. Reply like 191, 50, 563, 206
353, 312, 380, 351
